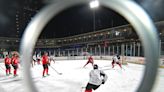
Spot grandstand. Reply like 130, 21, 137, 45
1, 21, 164, 66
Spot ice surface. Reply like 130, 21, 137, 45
0, 60, 163, 92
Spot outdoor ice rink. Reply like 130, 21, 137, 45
0, 60, 164, 92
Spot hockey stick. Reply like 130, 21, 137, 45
50, 66, 62, 75
81, 87, 86, 92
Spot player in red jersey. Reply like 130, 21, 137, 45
11, 54, 15, 69
11, 54, 19, 76
83, 55, 94, 68
4, 55, 12, 76
42, 52, 50, 77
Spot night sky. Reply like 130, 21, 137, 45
41, 5, 128, 38
0, 0, 164, 38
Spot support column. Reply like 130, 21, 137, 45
113, 45, 114, 55
58, 49, 61, 56
63, 51, 65, 56
121, 44, 125, 56
48, 51, 51, 56
95, 47, 97, 55
81, 48, 83, 53
108, 46, 110, 55
130, 43, 133, 56
90, 47, 92, 55
133, 42, 136, 56
138, 42, 140, 56
117, 45, 119, 54
104, 46, 106, 55
125, 44, 128, 56
76, 48, 78, 56
99, 45, 101, 56
121, 44, 125, 64
160, 40, 161, 56
68, 50, 70, 57
54, 50, 56, 56
72, 50, 74, 56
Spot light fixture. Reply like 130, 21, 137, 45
89, 0, 99, 9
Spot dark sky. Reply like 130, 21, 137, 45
38, 0, 164, 38
41, 5, 128, 38
0, 0, 164, 38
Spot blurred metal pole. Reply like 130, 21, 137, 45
93, 9, 96, 32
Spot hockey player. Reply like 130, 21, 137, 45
83, 55, 94, 68
11, 54, 15, 67
36, 53, 41, 65
4, 55, 12, 76
12, 54, 19, 76
49, 55, 55, 65
84, 64, 108, 92
32, 54, 37, 65
112, 54, 122, 69
42, 52, 50, 77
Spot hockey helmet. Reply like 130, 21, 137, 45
116, 54, 120, 59
93, 64, 98, 69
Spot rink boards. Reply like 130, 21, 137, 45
0, 55, 164, 68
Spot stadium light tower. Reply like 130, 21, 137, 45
89, 0, 99, 32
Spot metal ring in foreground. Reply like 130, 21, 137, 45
20, 0, 159, 92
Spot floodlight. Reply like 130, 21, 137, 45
89, 0, 99, 9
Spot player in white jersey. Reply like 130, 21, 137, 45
32, 55, 37, 65
49, 55, 55, 65
36, 54, 41, 64
112, 54, 122, 69
84, 64, 108, 92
